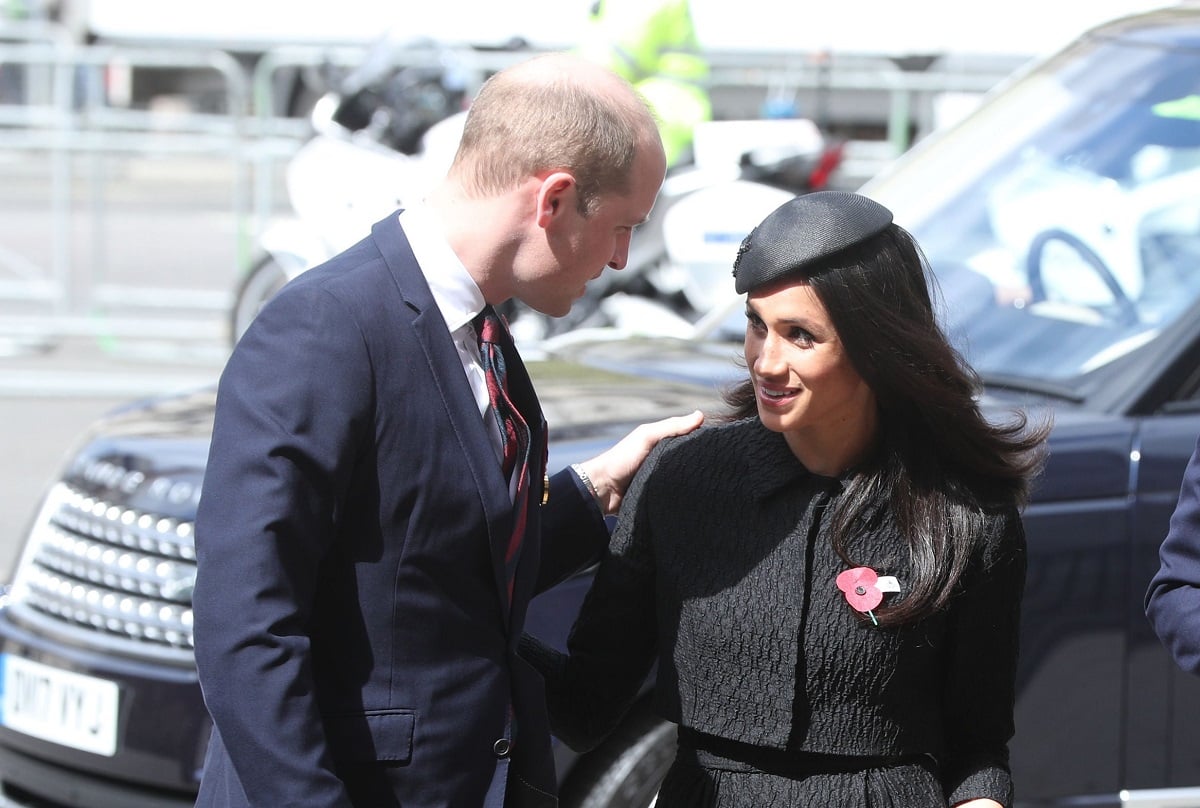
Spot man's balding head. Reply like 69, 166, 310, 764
450, 52, 664, 214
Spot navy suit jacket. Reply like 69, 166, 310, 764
192, 212, 609, 807
1147, 434, 1200, 674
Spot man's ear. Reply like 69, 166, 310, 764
536, 172, 577, 228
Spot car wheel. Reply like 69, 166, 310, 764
230, 254, 291, 345
560, 712, 676, 808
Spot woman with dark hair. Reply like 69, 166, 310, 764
521, 191, 1049, 807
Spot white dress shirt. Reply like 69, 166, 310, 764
398, 206, 508, 473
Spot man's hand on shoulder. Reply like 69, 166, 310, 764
574, 410, 704, 515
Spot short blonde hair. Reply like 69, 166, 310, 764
450, 53, 661, 214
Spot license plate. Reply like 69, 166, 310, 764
0, 654, 119, 756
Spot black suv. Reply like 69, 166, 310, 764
4, 6, 1200, 807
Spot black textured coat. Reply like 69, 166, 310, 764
523, 418, 1024, 806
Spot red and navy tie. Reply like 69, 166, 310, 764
475, 306, 531, 603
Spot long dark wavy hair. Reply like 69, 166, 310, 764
722, 223, 1050, 626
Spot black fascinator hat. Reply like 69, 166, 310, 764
732, 191, 893, 294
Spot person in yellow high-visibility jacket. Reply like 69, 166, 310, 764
578, 0, 712, 169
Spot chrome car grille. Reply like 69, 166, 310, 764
7, 482, 196, 665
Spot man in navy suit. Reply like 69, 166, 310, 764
191, 52, 703, 808
1148, 437, 1200, 674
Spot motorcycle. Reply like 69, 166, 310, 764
231, 35, 472, 344
231, 41, 845, 347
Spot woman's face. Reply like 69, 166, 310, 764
744, 280, 877, 456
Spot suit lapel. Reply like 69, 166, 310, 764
370, 212, 538, 626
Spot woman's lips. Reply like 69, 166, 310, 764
756, 381, 798, 407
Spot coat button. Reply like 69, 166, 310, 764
493, 738, 512, 758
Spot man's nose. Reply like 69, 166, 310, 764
608, 233, 632, 270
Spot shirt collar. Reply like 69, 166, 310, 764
399, 205, 485, 332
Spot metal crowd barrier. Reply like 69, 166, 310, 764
0, 23, 312, 351
0, 26, 1015, 354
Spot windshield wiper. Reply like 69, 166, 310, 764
977, 373, 1085, 403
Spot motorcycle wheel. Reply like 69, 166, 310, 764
560, 712, 676, 808
230, 254, 292, 346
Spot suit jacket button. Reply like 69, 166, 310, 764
493, 738, 512, 758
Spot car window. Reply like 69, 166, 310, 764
868, 32, 1200, 389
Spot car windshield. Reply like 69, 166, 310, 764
862, 20, 1200, 392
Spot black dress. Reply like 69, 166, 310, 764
521, 418, 1024, 807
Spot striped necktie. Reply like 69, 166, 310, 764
474, 306, 531, 603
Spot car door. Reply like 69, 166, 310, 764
1010, 410, 1137, 802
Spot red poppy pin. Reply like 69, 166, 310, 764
836, 566, 899, 626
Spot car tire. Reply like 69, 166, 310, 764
230, 254, 291, 346
560, 712, 676, 808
